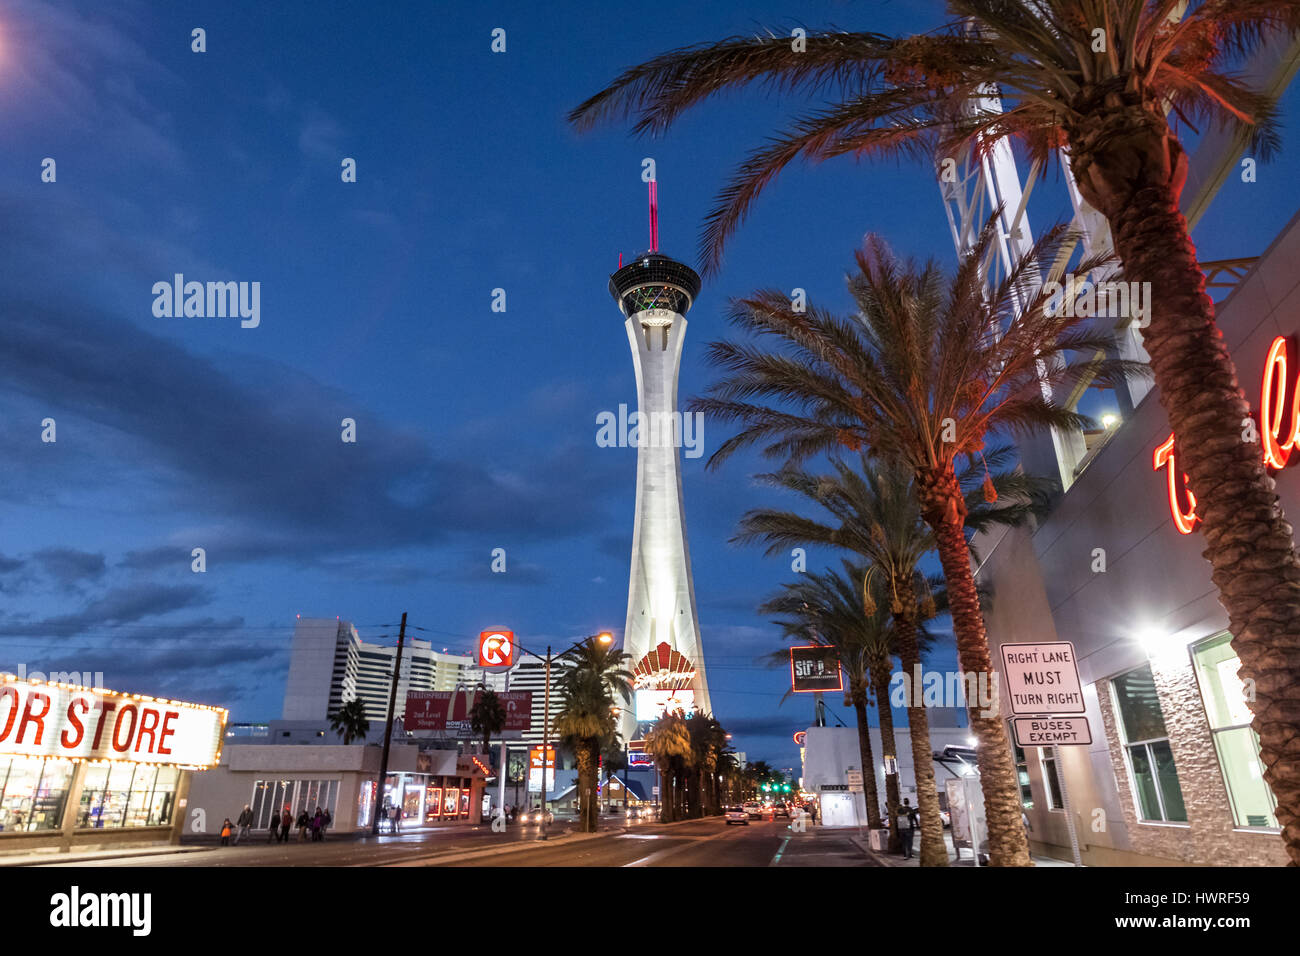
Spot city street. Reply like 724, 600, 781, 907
33, 817, 881, 868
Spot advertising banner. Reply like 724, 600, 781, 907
0, 674, 226, 767
404, 689, 532, 736
789, 646, 843, 693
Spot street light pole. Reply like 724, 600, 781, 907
539, 644, 552, 840
372, 612, 406, 835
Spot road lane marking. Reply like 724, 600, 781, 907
769, 835, 791, 867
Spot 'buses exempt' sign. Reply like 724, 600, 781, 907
998, 642, 1085, 716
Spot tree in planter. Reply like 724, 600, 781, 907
692, 219, 1141, 864
736, 451, 1049, 865
329, 698, 370, 746
645, 709, 692, 822
760, 562, 905, 850
554, 640, 633, 833
571, 1, 1300, 862
469, 686, 506, 761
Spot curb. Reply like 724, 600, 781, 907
2, 845, 213, 868
848, 834, 910, 867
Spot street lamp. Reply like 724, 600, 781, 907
520, 630, 612, 840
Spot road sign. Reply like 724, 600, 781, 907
478, 629, 516, 669
882, 756, 898, 775
1012, 716, 1093, 747
789, 646, 843, 693
652, 786, 660, 796
999, 641, 1085, 715
846, 770, 864, 793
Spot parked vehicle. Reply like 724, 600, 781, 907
724, 806, 750, 826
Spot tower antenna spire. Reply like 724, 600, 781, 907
648, 178, 659, 253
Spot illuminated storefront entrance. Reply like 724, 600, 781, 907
0, 674, 226, 853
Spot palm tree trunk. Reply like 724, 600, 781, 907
894, 612, 949, 867
656, 761, 673, 822
871, 664, 902, 854
919, 467, 1031, 867
575, 744, 593, 833
850, 694, 883, 830
1094, 158, 1300, 865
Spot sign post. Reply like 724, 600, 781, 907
999, 641, 1088, 867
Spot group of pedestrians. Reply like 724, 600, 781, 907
222, 803, 332, 846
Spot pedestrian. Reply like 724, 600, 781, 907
279, 806, 293, 843
297, 808, 311, 842
899, 798, 918, 859
390, 803, 402, 834
312, 806, 323, 841
320, 807, 332, 841
232, 804, 253, 845
220, 818, 233, 847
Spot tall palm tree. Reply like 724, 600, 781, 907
685, 712, 729, 816
554, 641, 633, 833
645, 709, 692, 822
736, 452, 1048, 865
570, 2, 1300, 863
693, 219, 1141, 865
469, 686, 506, 759
761, 562, 909, 850
329, 698, 370, 746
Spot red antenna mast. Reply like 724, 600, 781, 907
648, 179, 659, 252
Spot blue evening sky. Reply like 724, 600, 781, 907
0, 0, 1295, 769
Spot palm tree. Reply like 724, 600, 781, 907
685, 712, 729, 816
736, 452, 1047, 865
693, 219, 1140, 865
570, 2, 1300, 863
554, 641, 633, 833
644, 709, 692, 822
469, 686, 506, 759
760, 562, 903, 849
329, 698, 370, 746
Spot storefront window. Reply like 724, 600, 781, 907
1040, 752, 1064, 810
443, 788, 458, 816
425, 784, 442, 823
1192, 633, 1278, 829
459, 783, 470, 817
252, 778, 340, 830
1113, 664, 1187, 823
358, 781, 375, 828
1010, 741, 1034, 809
0, 758, 75, 832
78, 763, 178, 828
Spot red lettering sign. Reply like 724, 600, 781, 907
1153, 335, 1298, 534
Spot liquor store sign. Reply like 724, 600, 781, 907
0, 675, 226, 767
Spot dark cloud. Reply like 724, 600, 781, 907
33, 547, 106, 583
0, 583, 210, 638
0, 555, 23, 574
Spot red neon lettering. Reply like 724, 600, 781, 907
1261, 336, 1297, 469
157, 710, 178, 755
16, 691, 50, 745
1153, 434, 1199, 534
112, 704, 138, 753
0, 686, 19, 743
92, 700, 117, 750
135, 707, 160, 753
62, 697, 90, 749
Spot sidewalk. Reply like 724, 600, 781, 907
0, 844, 211, 868
848, 830, 1078, 867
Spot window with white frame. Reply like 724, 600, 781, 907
1039, 751, 1065, 811
1191, 633, 1277, 829
1112, 663, 1187, 823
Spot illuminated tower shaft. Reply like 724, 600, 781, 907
610, 251, 712, 742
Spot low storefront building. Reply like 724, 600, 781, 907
184, 743, 487, 836
0, 673, 226, 854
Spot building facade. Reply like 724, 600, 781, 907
975, 211, 1300, 867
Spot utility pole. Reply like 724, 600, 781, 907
539, 644, 552, 840
372, 612, 406, 835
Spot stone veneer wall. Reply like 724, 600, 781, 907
1095, 665, 1287, 867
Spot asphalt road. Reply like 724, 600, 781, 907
37, 816, 883, 868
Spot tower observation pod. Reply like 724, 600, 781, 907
609, 189, 713, 745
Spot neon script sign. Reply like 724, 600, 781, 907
1153, 335, 1297, 534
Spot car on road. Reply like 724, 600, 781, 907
773, 802, 790, 819
519, 807, 554, 825
723, 806, 749, 826
742, 802, 763, 820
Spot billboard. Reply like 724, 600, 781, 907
478, 629, 516, 669
0, 674, 226, 768
634, 688, 695, 722
404, 689, 532, 736
527, 745, 556, 794
789, 646, 843, 693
